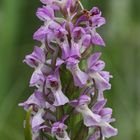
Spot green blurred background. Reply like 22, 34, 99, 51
0, 0, 140, 139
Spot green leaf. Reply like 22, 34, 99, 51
24, 107, 32, 140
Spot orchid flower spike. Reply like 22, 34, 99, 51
19, 0, 118, 140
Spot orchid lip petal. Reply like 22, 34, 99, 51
52, 89, 69, 106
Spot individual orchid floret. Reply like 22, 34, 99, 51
31, 114, 53, 140
71, 26, 91, 51
91, 32, 105, 46
49, 21, 68, 40
31, 109, 45, 132
66, 57, 88, 88
87, 52, 112, 100
70, 41, 81, 58
70, 95, 101, 127
60, 40, 71, 60
87, 52, 105, 72
19, 91, 54, 135
71, 27, 85, 42
89, 7, 106, 27
60, 39, 81, 60
30, 68, 45, 88
81, 34, 91, 48
19, 90, 46, 110
91, 100, 118, 139
46, 71, 69, 106
76, 7, 106, 46
36, 6, 55, 22
19, 90, 56, 116
88, 8, 106, 46
77, 7, 106, 28
34, 20, 68, 44
23, 46, 45, 68
52, 121, 70, 140
33, 25, 49, 42
23, 46, 46, 88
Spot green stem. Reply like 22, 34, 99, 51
56, 106, 64, 121
73, 121, 88, 140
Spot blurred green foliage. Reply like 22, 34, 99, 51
0, 0, 140, 140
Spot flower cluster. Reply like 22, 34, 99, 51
20, 0, 118, 140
